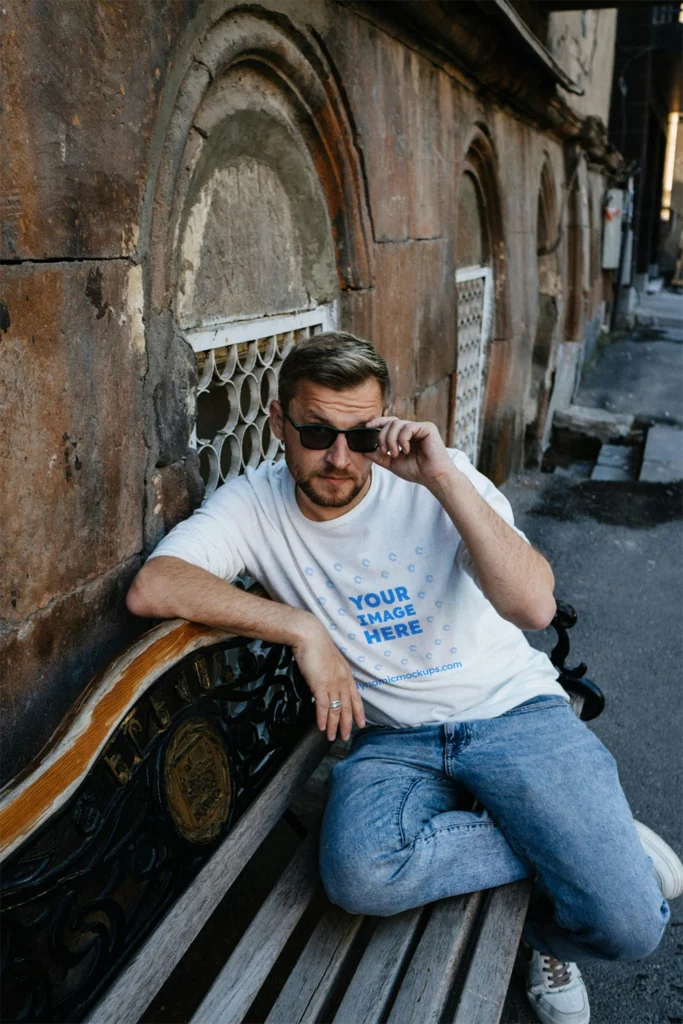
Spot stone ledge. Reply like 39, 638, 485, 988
554, 404, 635, 444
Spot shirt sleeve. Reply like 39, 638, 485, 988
448, 447, 531, 580
146, 477, 252, 581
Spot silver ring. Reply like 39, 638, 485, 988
311, 696, 316, 703
329, 700, 342, 710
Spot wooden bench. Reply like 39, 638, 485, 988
0, 595, 602, 1024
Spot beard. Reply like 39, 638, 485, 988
297, 473, 368, 508
286, 454, 370, 509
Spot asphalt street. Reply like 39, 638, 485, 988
501, 309, 683, 1024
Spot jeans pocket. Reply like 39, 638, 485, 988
501, 695, 569, 717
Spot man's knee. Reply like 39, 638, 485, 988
588, 897, 668, 961
319, 846, 396, 916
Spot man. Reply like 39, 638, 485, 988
127, 332, 681, 1024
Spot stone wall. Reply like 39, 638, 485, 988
0, 0, 615, 785
547, 7, 617, 124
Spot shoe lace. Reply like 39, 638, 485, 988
541, 954, 573, 989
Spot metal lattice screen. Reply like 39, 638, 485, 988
183, 305, 338, 497
454, 267, 492, 464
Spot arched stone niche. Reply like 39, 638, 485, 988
174, 91, 337, 328
454, 127, 511, 483
140, 9, 373, 534
148, 9, 373, 318
525, 157, 562, 465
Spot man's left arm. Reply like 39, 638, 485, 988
365, 416, 556, 631
428, 464, 556, 630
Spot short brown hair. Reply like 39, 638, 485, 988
277, 331, 391, 412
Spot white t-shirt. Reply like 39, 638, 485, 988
148, 449, 567, 727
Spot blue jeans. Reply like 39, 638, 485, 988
319, 695, 669, 962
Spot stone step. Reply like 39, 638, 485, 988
590, 443, 636, 482
591, 465, 631, 481
596, 444, 633, 470
639, 425, 683, 483
554, 405, 635, 444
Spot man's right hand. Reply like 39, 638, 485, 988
291, 622, 366, 742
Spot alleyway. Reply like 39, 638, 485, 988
501, 295, 683, 1024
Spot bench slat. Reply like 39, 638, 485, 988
192, 833, 320, 1024
332, 907, 424, 1024
265, 903, 364, 1024
452, 879, 532, 1024
86, 726, 329, 1024
387, 891, 484, 1024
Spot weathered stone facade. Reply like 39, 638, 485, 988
0, 0, 620, 784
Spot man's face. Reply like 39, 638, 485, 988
270, 378, 384, 517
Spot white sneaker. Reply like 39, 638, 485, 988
526, 948, 590, 1024
634, 820, 683, 900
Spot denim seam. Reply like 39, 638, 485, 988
410, 819, 497, 850
445, 724, 472, 776
397, 777, 425, 849
501, 699, 569, 718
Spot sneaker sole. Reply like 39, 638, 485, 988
527, 989, 590, 1024
634, 820, 683, 900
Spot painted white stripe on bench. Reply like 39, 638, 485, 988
191, 833, 320, 1024
86, 726, 330, 1024
387, 891, 484, 1024
265, 902, 365, 1024
452, 879, 533, 1024
332, 906, 424, 1024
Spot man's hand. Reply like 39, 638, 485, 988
127, 556, 366, 742
364, 421, 555, 631
364, 416, 453, 490
291, 622, 366, 742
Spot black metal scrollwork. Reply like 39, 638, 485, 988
0, 637, 312, 1023
550, 601, 605, 721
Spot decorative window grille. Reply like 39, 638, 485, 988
454, 267, 493, 464
182, 303, 338, 497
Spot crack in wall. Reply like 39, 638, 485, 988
0, 255, 136, 267
0, 554, 142, 637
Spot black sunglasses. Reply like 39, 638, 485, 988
284, 412, 380, 453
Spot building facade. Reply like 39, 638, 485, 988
0, 0, 622, 785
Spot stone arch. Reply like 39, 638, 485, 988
138, 9, 374, 532
454, 125, 511, 482
146, 9, 373, 316
458, 125, 510, 344
525, 156, 562, 465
